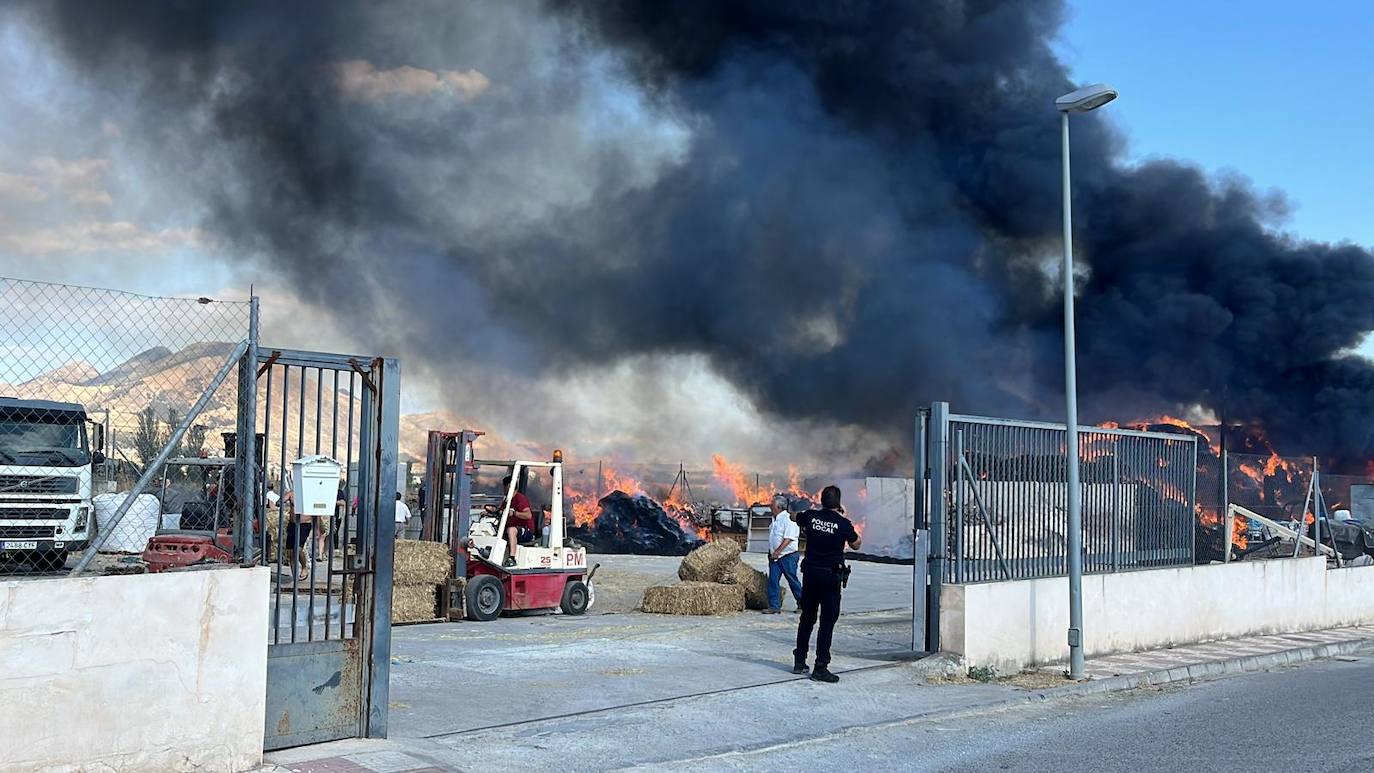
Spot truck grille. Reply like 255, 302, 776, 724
0, 475, 79, 494
0, 525, 56, 540
0, 508, 70, 521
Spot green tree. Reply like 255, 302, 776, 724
132, 406, 163, 471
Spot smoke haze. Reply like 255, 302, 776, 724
7, 0, 1374, 470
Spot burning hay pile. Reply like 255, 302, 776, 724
391, 539, 451, 624
640, 539, 768, 615
570, 490, 705, 556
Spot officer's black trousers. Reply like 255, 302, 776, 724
794, 567, 842, 668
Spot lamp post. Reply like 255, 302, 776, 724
1055, 83, 1117, 680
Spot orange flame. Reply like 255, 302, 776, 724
1232, 514, 1249, 551
712, 454, 763, 505
1237, 462, 1264, 487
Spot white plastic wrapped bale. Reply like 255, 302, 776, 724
93, 493, 162, 553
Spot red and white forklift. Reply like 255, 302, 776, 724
422, 430, 595, 621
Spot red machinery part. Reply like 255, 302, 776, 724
142, 532, 234, 573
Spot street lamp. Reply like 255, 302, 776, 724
1056, 82, 1116, 681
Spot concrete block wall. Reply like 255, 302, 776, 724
942, 557, 1374, 672
0, 567, 270, 772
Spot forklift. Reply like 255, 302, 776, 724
422, 430, 594, 621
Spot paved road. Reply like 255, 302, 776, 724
271, 651, 1374, 772
649, 655, 1374, 772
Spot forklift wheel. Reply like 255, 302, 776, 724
560, 579, 589, 616
465, 575, 504, 622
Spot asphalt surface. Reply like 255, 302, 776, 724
270, 645, 1374, 772
651, 654, 1374, 772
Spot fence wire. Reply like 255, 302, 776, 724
0, 276, 250, 576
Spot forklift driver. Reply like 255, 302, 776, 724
484, 475, 536, 567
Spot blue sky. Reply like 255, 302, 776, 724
1058, 0, 1374, 248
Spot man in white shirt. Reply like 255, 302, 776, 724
395, 492, 412, 540
764, 494, 803, 614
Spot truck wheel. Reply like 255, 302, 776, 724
561, 579, 589, 616
465, 575, 504, 622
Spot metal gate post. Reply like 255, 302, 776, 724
925, 402, 949, 652
236, 295, 260, 563
366, 357, 400, 739
912, 408, 928, 652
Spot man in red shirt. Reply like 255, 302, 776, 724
484, 475, 536, 567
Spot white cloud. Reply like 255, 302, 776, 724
0, 156, 112, 206
334, 59, 490, 102
0, 220, 204, 255
0, 171, 45, 203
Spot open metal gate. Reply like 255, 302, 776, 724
253, 348, 399, 751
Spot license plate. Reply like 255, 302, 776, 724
1, 541, 38, 550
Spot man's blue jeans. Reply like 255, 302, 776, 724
768, 552, 804, 610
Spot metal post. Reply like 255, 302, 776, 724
925, 402, 949, 652
237, 296, 259, 564
366, 357, 400, 739
1111, 442, 1120, 572
1313, 458, 1323, 561
1061, 111, 1086, 679
73, 340, 250, 574
913, 408, 928, 652
1222, 448, 1231, 563
1296, 465, 1315, 558
954, 429, 966, 582
1188, 440, 1198, 565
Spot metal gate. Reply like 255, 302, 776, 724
254, 348, 399, 751
918, 402, 1198, 650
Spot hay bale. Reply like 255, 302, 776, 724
394, 539, 451, 586
641, 581, 745, 615
677, 539, 741, 582
392, 584, 441, 623
719, 559, 769, 610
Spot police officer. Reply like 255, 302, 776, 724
792, 485, 861, 683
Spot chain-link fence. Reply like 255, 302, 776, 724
0, 276, 250, 576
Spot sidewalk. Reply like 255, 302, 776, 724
259, 624, 1374, 773
1042, 625, 1374, 692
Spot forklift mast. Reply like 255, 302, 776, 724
422, 429, 483, 578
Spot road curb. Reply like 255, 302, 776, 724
1043, 636, 1374, 699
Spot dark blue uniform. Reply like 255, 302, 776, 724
794, 507, 858, 670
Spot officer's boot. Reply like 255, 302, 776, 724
810, 666, 839, 683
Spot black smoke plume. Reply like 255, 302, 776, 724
10, 1, 1374, 468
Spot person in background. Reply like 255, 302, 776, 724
331, 478, 348, 551
764, 494, 803, 614
792, 485, 861, 683
395, 491, 411, 540
280, 489, 312, 582
313, 489, 332, 557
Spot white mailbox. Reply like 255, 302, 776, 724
291, 455, 342, 516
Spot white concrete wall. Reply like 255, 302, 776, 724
0, 567, 270, 772
942, 557, 1374, 672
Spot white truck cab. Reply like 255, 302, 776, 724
0, 397, 103, 571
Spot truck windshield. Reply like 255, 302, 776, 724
0, 417, 89, 466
